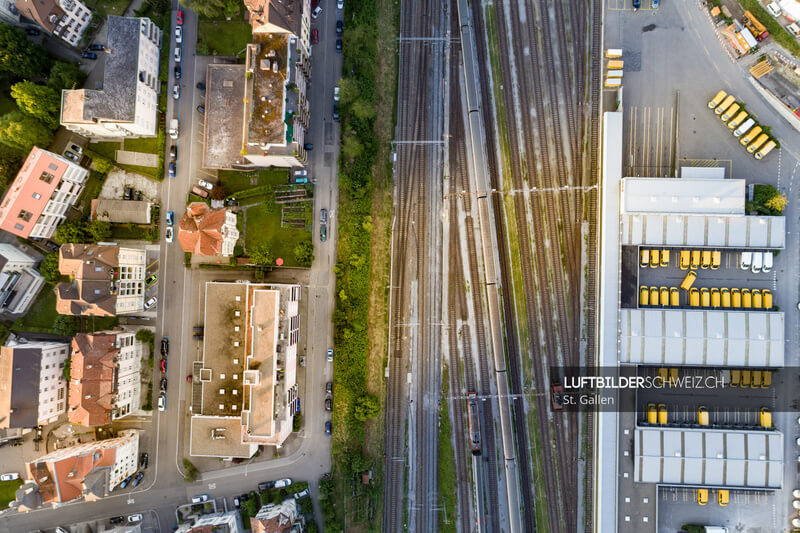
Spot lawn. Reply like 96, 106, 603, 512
80, 171, 106, 217
83, 0, 132, 16
244, 203, 310, 266
0, 479, 22, 508
123, 136, 160, 155
219, 168, 289, 192
15, 287, 58, 332
88, 141, 120, 160
110, 223, 159, 241
197, 20, 252, 56
88, 141, 160, 179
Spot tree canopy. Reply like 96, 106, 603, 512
54, 220, 112, 244
0, 111, 54, 153
0, 25, 48, 78
0, 145, 23, 191
53, 315, 79, 337
40, 253, 61, 284
248, 243, 273, 265
179, 0, 237, 19
47, 61, 85, 91
11, 81, 61, 129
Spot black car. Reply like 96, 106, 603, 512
196, 105, 205, 115
134, 190, 142, 201
258, 481, 275, 491
326, 381, 332, 394
335, 39, 342, 53
89, 43, 105, 51
160, 378, 167, 392
170, 145, 177, 161
632, 0, 640, 8
325, 398, 332, 411
139, 453, 149, 469
174, 65, 181, 79
304, 143, 313, 151
25, 28, 41, 36
233, 495, 241, 509
325, 421, 332, 435
81, 51, 98, 60
161, 338, 169, 356
123, 187, 133, 200
196, 82, 206, 92
336, 20, 343, 35
110, 516, 125, 525
131, 471, 145, 487
333, 102, 339, 122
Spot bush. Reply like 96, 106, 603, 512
292, 413, 302, 432
40, 253, 61, 283
183, 459, 199, 482
53, 315, 79, 336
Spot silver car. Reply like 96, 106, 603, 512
174, 47, 181, 62
144, 296, 158, 310
172, 84, 180, 100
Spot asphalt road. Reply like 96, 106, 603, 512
2, 2, 340, 531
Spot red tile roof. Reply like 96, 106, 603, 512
68, 333, 117, 427
27, 446, 115, 504
178, 203, 229, 256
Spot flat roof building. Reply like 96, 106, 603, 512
0, 243, 45, 315
189, 281, 300, 458
90, 198, 152, 224
0, 146, 88, 239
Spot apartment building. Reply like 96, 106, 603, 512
0, 146, 88, 239
15, 0, 92, 46
175, 510, 246, 533
56, 244, 146, 316
189, 281, 301, 458
0, 243, 45, 315
0, 335, 70, 429
69, 329, 143, 427
26, 429, 140, 503
61, 16, 162, 139
250, 499, 300, 532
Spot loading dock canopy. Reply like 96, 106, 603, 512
619, 309, 784, 367
621, 178, 745, 214
621, 213, 785, 249
634, 426, 783, 489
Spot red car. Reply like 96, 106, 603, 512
176, 9, 184, 26
311, 28, 319, 44
160, 358, 167, 373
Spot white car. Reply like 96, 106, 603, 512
144, 296, 158, 310
198, 179, 214, 190
175, 26, 182, 44
294, 169, 308, 177
312, 5, 322, 18
128, 514, 143, 523
174, 47, 181, 62
172, 84, 180, 100
0, 473, 19, 481
767, 2, 782, 17
334, 86, 340, 101
157, 393, 166, 412
165, 226, 174, 244
273, 478, 292, 488
337, 0, 343, 9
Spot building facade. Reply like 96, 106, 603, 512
0, 146, 88, 239
175, 510, 246, 533
69, 329, 143, 427
56, 244, 146, 316
250, 499, 300, 533
177, 203, 240, 257
26, 429, 139, 503
0, 335, 70, 428
15, 0, 92, 46
61, 16, 162, 139
0, 243, 45, 315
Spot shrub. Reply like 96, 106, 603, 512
292, 413, 302, 432
183, 459, 199, 482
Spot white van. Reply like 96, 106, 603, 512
751, 252, 763, 273
763, 251, 773, 272
733, 118, 755, 138
740, 251, 752, 270
788, 23, 800, 37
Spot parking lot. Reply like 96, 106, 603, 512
657, 486, 777, 533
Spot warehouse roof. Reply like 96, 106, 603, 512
619, 309, 784, 367
634, 426, 783, 489
621, 178, 745, 214
621, 213, 785, 249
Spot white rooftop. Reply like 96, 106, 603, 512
621, 178, 745, 214
620, 309, 784, 367
634, 426, 783, 489
621, 213, 785, 249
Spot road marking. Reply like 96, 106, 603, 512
127, 498, 135, 504
209, 482, 216, 490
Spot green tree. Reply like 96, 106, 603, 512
0, 111, 54, 153
338, 77, 359, 104
0, 145, 23, 190
135, 329, 155, 343
183, 459, 199, 482
54, 220, 88, 244
11, 81, 61, 129
92, 157, 114, 175
86, 220, 112, 242
40, 253, 62, 284
350, 99, 376, 121
293, 241, 314, 266
53, 315, 79, 337
147, 0, 171, 14
341, 135, 364, 160
353, 393, 380, 421
766, 193, 788, 213
248, 243, 273, 265
62, 357, 71, 381
0, 25, 48, 78
179, 0, 227, 19
243, 493, 260, 515
47, 61, 85, 91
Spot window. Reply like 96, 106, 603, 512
48, 163, 58, 171
32, 192, 41, 200
40, 172, 54, 184
17, 210, 31, 222
13, 223, 23, 230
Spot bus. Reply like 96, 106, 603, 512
714, 95, 736, 116
607, 60, 624, 69
755, 140, 776, 160
605, 48, 623, 58
467, 392, 481, 455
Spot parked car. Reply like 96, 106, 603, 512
175, 26, 182, 44
166, 210, 175, 226
312, 5, 322, 18
25, 28, 40, 36
336, 20, 343, 35
110, 516, 124, 525
767, 2, 782, 17
325, 398, 332, 411
172, 84, 180, 100
258, 481, 275, 491
233, 495, 241, 508
294, 488, 310, 499
196, 82, 206, 93
123, 187, 133, 200
63, 150, 80, 162
170, 145, 177, 161
144, 296, 158, 310
174, 47, 181, 62
145, 273, 158, 287
294, 169, 308, 177
176, 9, 184, 25
70, 144, 83, 153
0, 473, 19, 481
128, 514, 143, 523
88, 43, 105, 51
159, 358, 167, 373
165, 226, 174, 244
327, 348, 334, 362
196, 105, 205, 115
304, 143, 313, 150
133, 190, 142, 201
157, 393, 166, 411
326, 381, 332, 394
192, 494, 209, 504
131, 472, 144, 487
335, 39, 342, 53
333, 102, 339, 121
334, 86, 340, 101
169, 162, 176, 178
81, 51, 97, 59
160, 378, 168, 392
198, 179, 214, 190
139, 453, 149, 469
320, 224, 327, 242
311, 28, 319, 44
320, 209, 328, 224
337, 0, 343, 9
325, 421, 332, 435
174, 65, 181, 79
119, 475, 133, 489
161, 337, 169, 355
273, 478, 292, 489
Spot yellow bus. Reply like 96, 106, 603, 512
730, 369, 740, 387
720, 103, 740, 122
708, 90, 727, 109
659, 287, 669, 306
755, 140, 776, 160
606, 48, 623, 58
742, 288, 752, 308
701, 250, 712, 269
697, 406, 709, 426
680, 270, 697, 291
697, 488, 708, 506
711, 250, 721, 269
607, 60, 624, 69
680, 250, 690, 270
639, 286, 649, 306
701, 287, 710, 307
711, 288, 721, 308
763, 289, 773, 309
760, 407, 772, 428
658, 404, 668, 424
741, 370, 751, 388
690, 250, 701, 269
721, 288, 731, 307
689, 288, 700, 307
714, 95, 736, 115
670, 287, 679, 306
727, 111, 748, 130
604, 78, 621, 88
762, 371, 771, 388
718, 490, 729, 507
731, 288, 741, 308
640, 249, 649, 267
747, 134, 769, 154
751, 370, 761, 388
752, 289, 762, 308
647, 403, 657, 424
740, 126, 763, 146
660, 249, 669, 267
650, 286, 659, 303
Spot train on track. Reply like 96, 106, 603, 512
467, 392, 482, 455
